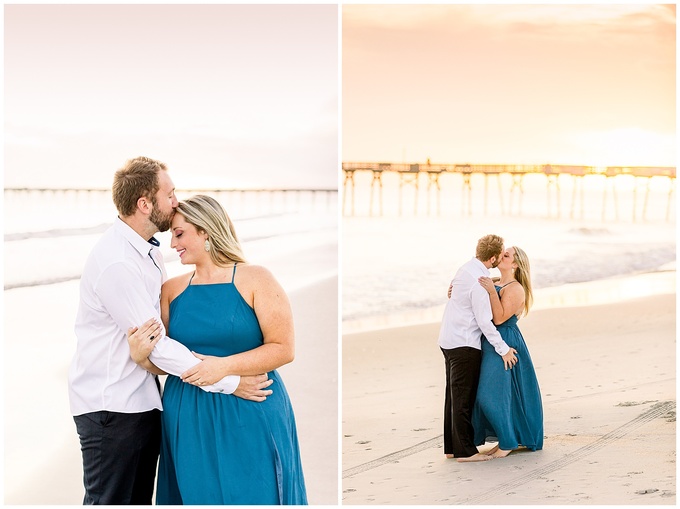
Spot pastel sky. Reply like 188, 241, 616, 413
343, 4, 676, 167
5, 4, 338, 188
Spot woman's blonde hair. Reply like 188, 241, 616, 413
512, 246, 533, 317
177, 195, 247, 266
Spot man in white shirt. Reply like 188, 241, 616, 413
438, 234, 518, 462
68, 157, 272, 504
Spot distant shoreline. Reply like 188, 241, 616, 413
342, 267, 676, 335
4, 212, 326, 242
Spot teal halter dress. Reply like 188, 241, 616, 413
156, 266, 307, 504
472, 284, 544, 452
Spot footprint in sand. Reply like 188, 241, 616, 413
636, 489, 659, 495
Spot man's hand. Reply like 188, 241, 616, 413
501, 348, 518, 370
233, 374, 274, 402
127, 318, 161, 364
181, 352, 225, 386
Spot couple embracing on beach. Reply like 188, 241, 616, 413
439, 234, 543, 462
67, 157, 307, 504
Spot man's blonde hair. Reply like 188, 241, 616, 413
112, 156, 167, 217
476, 234, 504, 262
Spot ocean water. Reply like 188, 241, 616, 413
4, 188, 338, 292
342, 171, 676, 330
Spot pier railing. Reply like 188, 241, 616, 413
342, 162, 675, 221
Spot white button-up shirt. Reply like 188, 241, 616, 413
438, 257, 510, 356
68, 218, 239, 416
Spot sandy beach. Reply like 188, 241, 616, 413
342, 275, 676, 504
3, 271, 338, 504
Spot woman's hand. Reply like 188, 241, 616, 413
181, 352, 226, 386
478, 276, 496, 295
127, 318, 161, 364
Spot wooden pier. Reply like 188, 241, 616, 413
342, 162, 676, 221
5, 187, 337, 215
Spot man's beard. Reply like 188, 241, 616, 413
149, 200, 174, 232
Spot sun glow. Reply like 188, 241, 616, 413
570, 128, 676, 167
343, 5, 675, 169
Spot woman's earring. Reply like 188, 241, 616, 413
204, 239, 211, 252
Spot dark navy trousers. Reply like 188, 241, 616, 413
74, 409, 161, 505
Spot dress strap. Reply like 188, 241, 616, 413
500, 280, 518, 289
231, 263, 238, 282
188, 271, 196, 285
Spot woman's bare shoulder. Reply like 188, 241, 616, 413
162, 272, 194, 296
235, 264, 285, 298
500, 280, 525, 298
235, 263, 276, 281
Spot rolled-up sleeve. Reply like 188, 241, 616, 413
96, 261, 240, 394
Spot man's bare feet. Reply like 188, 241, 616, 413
491, 448, 513, 458
445, 453, 455, 459
484, 444, 499, 456
456, 453, 493, 462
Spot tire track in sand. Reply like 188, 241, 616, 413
343, 400, 675, 495
456, 400, 675, 504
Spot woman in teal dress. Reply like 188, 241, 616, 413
472, 246, 543, 458
131, 195, 306, 504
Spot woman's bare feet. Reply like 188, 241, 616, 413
456, 453, 493, 462
491, 448, 513, 458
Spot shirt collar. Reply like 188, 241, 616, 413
114, 217, 159, 257
472, 257, 491, 275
